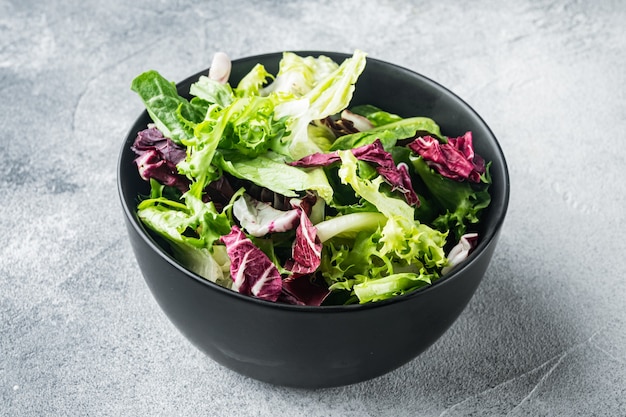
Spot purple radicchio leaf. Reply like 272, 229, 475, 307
131, 126, 190, 192
284, 201, 323, 276
289, 139, 419, 206
219, 225, 282, 302
280, 275, 331, 306
407, 131, 486, 183
281, 201, 330, 306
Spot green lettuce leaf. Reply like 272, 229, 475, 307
176, 93, 289, 189
130, 70, 205, 144
319, 151, 448, 303
189, 75, 234, 108
214, 150, 334, 202
273, 50, 368, 159
262, 51, 340, 98
136, 180, 232, 286
235, 63, 274, 97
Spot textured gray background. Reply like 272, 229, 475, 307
2, 0, 625, 415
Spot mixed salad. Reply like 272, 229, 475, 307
129, 50, 492, 306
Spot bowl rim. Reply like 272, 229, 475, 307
117, 50, 510, 312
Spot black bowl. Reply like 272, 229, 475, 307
117, 51, 510, 388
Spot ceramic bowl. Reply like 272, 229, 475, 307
117, 51, 510, 388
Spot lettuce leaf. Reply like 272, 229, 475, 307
136, 180, 233, 286
318, 150, 448, 303
336, 150, 414, 220
272, 50, 367, 159
189, 75, 234, 108
130, 70, 206, 144
290, 139, 418, 205
261, 52, 339, 98
214, 150, 333, 202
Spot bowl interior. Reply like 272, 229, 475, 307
118, 51, 510, 308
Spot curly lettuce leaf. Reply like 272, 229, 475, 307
235, 63, 274, 97
319, 151, 448, 303
177, 95, 289, 190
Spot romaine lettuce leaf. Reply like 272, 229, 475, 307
130, 70, 206, 144
214, 150, 333, 202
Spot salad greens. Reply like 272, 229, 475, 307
129, 50, 492, 306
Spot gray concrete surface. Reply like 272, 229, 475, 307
2, 0, 625, 415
